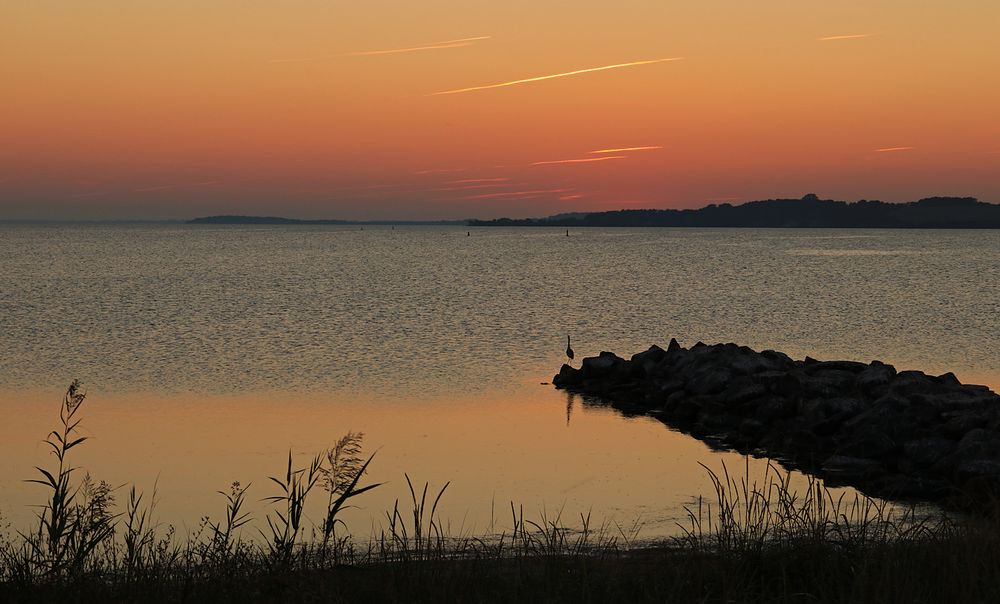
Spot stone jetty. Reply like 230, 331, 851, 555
553, 340, 1000, 507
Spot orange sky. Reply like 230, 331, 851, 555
2, 1, 999, 220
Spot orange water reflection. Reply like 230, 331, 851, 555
1, 380, 969, 540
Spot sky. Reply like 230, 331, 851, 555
2, 1, 999, 220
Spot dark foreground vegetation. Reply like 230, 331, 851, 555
3, 383, 999, 603
470, 195, 1000, 228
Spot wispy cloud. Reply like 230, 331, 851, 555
874, 146, 914, 153
269, 36, 489, 63
413, 168, 466, 175
132, 181, 221, 193
432, 183, 515, 192
532, 156, 627, 166
347, 36, 490, 57
447, 178, 510, 184
69, 190, 113, 199
559, 194, 586, 201
819, 34, 873, 41
268, 57, 324, 64
589, 146, 663, 154
431, 57, 684, 96
462, 188, 570, 201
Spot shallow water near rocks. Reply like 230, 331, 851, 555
1, 224, 997, 537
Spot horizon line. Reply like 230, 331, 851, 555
5, 195, 991, 224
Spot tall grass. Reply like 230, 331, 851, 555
20, 380, 115, 576
677, 457, 941, 556
2, 382, 999, 603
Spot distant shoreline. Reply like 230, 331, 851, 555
9, 195, 1000, 228
186, 215, 465, 226
469, 196, 1000, 229
185, 195, 1000, 228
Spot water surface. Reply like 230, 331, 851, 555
2, 225, 997, 536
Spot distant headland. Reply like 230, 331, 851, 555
469, 195, 1000, 228
187, 215, 464, 226
187, 196, 1000, 228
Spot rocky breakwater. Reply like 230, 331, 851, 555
553, 340, 1000, 507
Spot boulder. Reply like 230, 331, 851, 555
721, 382, 768, 407
685, 368, 734, 396
902, 437, 957, 468
835, 426, 897, 459
553, 364, 581, 387
804, 360, 869, 375
799, 371, 858, 398
753, 396, 798, 420
631, 345, 666, 366
581, 352, 624, 377
855, 362, 896, 397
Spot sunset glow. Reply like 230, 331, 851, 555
2, 1, 998, 220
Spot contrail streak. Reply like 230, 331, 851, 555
819, 34, 872, 41
348, 36, 490, 56
590, 146, 663, 154
433, 183, 515, 192
268, 57, 322, 64
874, 146, 914, 152
431, 57, 684, 96
463, 188, 570, 201
532, 156, 627, 166
413, 168, 465, 175
447, 178, 510, 184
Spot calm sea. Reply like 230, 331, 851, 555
1, 224, 998, 537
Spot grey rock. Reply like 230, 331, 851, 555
855, 363, 896, 397
754, 396, 798, 420
581, 352, 624, 376
722, 382, 768, 407
903, 438, 957, 468
685, 368, 734, 395
805, 360, 869, 374
631, 345, 666, 366
836, 426, 897, 459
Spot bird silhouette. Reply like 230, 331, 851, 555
566, 335, 574, 362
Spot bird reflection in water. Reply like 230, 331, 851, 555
565, 391, 578, 427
